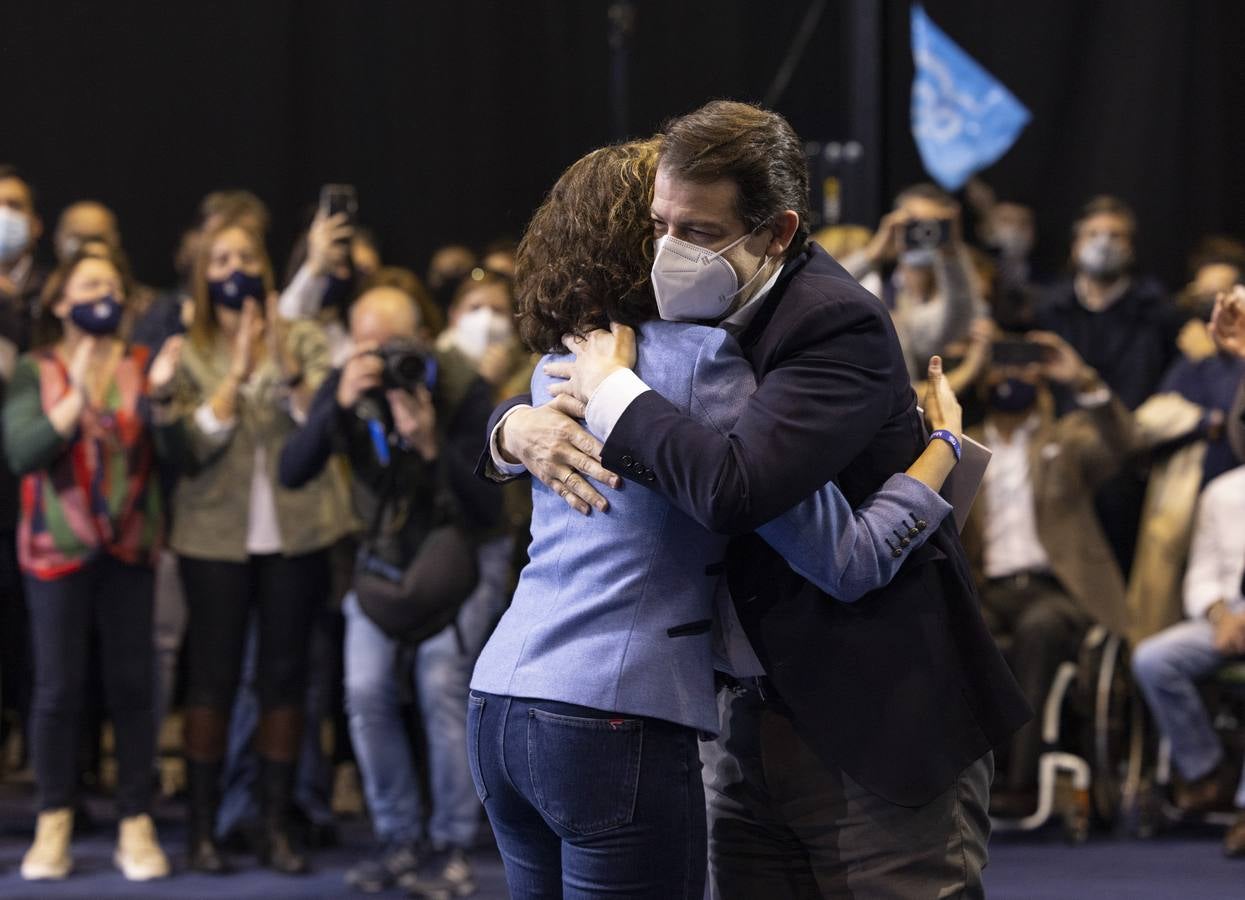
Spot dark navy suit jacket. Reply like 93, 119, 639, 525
481, 243, 1030, 806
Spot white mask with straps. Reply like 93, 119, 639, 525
651, 226, 771, 322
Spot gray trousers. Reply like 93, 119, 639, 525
703, 687, 992, 900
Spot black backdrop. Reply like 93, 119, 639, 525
2, 0, 1242, 288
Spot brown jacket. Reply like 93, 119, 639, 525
963, 396, 1134, 636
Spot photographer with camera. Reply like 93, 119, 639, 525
842, 182, 985, 380
279, 286, 501, 897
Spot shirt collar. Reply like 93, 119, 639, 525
720, 266, 784, 335
984, 414, 1042, 447
1074, 273, 1131, 312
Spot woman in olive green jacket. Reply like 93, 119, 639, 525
148, 222, 351, 876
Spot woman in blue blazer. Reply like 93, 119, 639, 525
469, 140, 965, 899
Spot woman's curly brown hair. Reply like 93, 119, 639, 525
515, 139, 660, 353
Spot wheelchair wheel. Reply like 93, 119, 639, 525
1075, 631, 1136, 826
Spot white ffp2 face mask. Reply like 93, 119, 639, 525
650, 228, 770, 322
452, 307, 513, 362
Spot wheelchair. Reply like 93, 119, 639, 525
1131, 660, 1245, 836
991, 625, 1142, 842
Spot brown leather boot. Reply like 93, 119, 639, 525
1175, 759, 1237, 815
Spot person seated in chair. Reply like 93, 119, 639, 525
962, 329, 1134, 816
1133, 463, 1245, 857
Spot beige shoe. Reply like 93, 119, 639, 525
114, 814, 170, 881
21, 808, 73, 880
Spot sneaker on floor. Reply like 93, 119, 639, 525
401, 845, 476, 898
115, 813, 170, 881
21, 808, 74, 881
345, 841, 424, 894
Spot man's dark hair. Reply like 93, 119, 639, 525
1073, 194, 1137, 238
659, 100, 810, 261
0, 164, 37, 208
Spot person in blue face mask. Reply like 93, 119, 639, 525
148, 222, 353, 876
4, 252, 181, 883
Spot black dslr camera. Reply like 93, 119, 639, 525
353, 340, 439, 447
372, 338, 438, 394
903, 218, 951, 251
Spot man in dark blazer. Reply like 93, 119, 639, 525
483, 101, 1029, 898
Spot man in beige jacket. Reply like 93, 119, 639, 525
962, 330, 1134, 815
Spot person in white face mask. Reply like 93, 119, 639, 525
0, 165, 46, 353
440, 271, 531, 397
1035, 194, 1182, 591
840, 182, 986, 380
1036, 195, 1181, 411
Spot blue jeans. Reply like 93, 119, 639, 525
216, 607, 338, 837
344, 536, 512, 847
1133, 619, 1245, 806
468, 691, 707, 899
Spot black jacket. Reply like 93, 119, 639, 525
1037, 275, 1182, 411
283, 348, 501, 566
600, 244, 1029, 806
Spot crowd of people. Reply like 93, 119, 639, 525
0, 94, 1244, 898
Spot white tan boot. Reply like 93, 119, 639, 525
114, 813, 170, 881
21, 807, 73, 880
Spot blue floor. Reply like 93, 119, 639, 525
2, 785, 1242, 898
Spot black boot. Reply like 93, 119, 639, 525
258, 759, 308, 875
186, 761, 230, 874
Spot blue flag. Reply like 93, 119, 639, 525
910, 4, 1030, 191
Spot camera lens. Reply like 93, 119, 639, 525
389, 352, 426, 389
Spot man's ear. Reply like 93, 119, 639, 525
766, 210, 800, 256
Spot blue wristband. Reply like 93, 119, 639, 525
929, 429, 962, 462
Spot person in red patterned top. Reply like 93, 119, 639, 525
2, 251, 179, 883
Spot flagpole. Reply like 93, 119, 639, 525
843, 0, 883, 227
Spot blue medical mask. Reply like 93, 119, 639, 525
987, 377, 1038, 413
900, 247, 938, 269
69, 294, 124, 336
208, 269, 266, 310
322, 272, 355, 312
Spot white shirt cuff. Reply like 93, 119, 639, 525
486, 405, 531, 479
277, 264, 327, 320
585, 369, 651, 443
193, 402, 237, 442
1076, 386, 1112, 408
